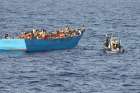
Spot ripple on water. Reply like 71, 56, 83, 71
0, 0, 140, 93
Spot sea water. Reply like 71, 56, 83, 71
0, 0, 140, 93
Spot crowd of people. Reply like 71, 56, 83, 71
17, 26, 84, 39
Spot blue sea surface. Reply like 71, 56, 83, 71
0, 0, 140, 93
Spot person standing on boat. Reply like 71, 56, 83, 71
105, 34, 110, 48
4, 33, 9, 39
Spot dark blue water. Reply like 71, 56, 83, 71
0, 0, 140, 93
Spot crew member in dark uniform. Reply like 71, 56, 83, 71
105, 34, 110, 47
4, 34, 9, 39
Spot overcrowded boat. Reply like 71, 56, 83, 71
0, 26, 85, 52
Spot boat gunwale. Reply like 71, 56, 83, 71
0, 32, 83, 40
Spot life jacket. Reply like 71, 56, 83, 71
59, 33, 65, 38
26, 33, 32, 39
44, 34, 51, 39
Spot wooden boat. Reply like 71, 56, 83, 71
0, 27, 85, 52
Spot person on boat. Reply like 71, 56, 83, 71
44, 34, 51, 39
80, 24, 85, 33
17, 32, 26, 39
4, 33, 9, 39
76, 30, 81, 36
109, 37, 121, 51
105, 36, 110, 47
59, 33, 65, 38
31, 29, 36, 39
26, 32, 32, 39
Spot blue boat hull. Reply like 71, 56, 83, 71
0, 35, 82, 52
